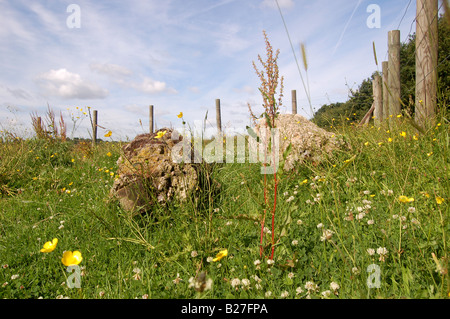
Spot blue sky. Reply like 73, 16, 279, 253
0, 0, 420, 140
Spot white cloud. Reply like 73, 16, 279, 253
130, 77, 177, 95
35, 68, 108, 100
90, 63, 132, 78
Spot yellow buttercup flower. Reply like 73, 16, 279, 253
213, 249, 228, 262
155, 130, 167, 139
40, 238, 58, 253
104, 131, 112, 137
420, 191, 430, 198
388, 138, 393, 143
177, 112, 183, 118
398, 195, 414, 203
61, 251, 83, 266
106, 152, 112, 157
300, 179, 308, 185
435, 196, 444, 205
400, 131, 406, 138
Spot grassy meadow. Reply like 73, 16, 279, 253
0, 110, 449, 299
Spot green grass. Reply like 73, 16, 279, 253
0, 114, 448, 299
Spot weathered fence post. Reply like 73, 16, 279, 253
92, 110, 97, 145
149, 105, 154, 134
216, 99, 222, 134
388, 30, 401, 124
382, 61, 389, 121
291, 90, 297, 114
373, 73, 383, 126
415, 0, 438, 128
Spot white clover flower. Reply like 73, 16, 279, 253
231, 278, 241, 288
255, 283, 262, 290
352, 267, 360, 275
297, 219, 303, 225
330, 282, 340, 291
408, 207, 416, 213
320, 229, 334, 241
363, 190, 371, 195
291, 240, 298, 246
356, 212, 365, 220
367, 219, 374, 225
305, 281, 319, 293
265, 291, 272, 297
241, 279, 250, 287
286, 196, 295, 203
280, 291, 289, 298
191, 251, 198, 257
11, 274, 19, 280
254, 259, 261, 266
133, 267, 141, 274
321, 290, 332, 298
296, 287, 304, 295
288, 272, 295, 279
377, 247, 388, 261
317, 223, 323, 229
367, 248, 375, 256
392, 214, 399, 219
356, 206, 364, 212
266, 259, 275, 265
206, 257, 214, 263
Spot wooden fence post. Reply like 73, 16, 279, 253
149, 105, 154, 134
373, 73, 383, 126
92, 110, 97, 145
291, 90, 297, 114
388, 30, 401, 124
415, 0, 438, 128
382, 61, 389, 121
216, 99, 222, 134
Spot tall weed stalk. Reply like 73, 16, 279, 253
248, 31, 284, 260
